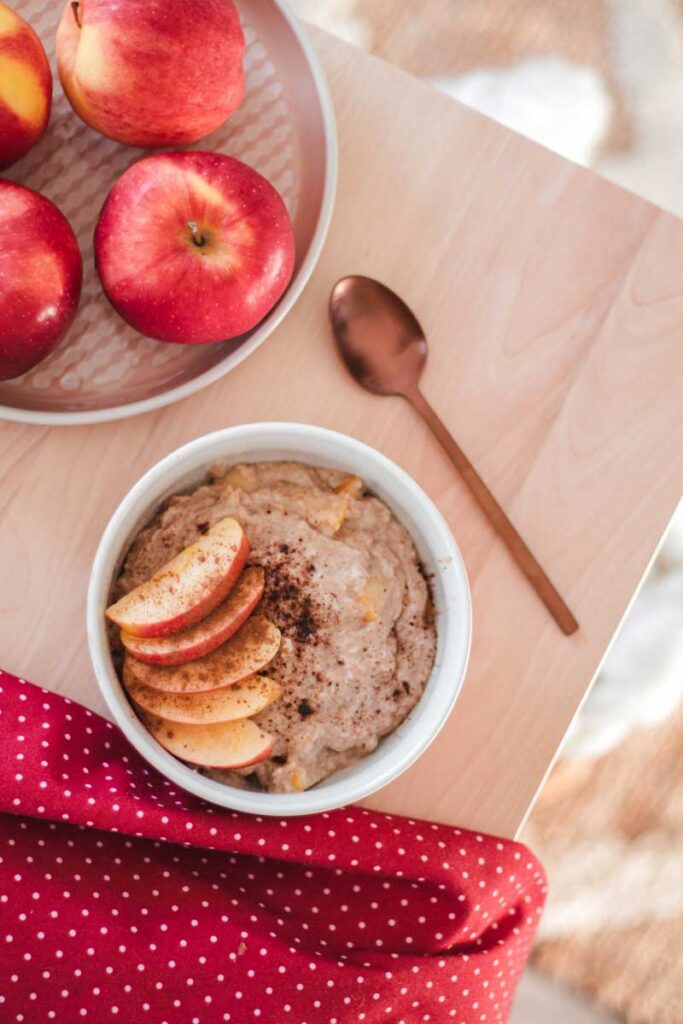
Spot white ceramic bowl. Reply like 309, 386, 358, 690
87, 423, 472, 815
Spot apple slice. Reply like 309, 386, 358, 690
121, 566, 265, 666
333, 474, 363, 498
301, 491, 351, 535
358, 576, 390, 623
127, 674, 281, 724
106, 517, 249, 638
123, 616, 281, 694
143, 714, 273, 769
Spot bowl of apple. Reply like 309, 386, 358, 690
0, 0, 336, 423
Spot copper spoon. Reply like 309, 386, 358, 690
329, 275, 578, 636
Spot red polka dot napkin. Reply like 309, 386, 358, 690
0, 669, 546, 1023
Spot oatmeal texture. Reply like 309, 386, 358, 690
113, 461, 437, 792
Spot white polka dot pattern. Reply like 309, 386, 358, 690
0, 670, 547, 1022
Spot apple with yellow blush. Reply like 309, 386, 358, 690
0, 0, 52, 169
56, 0, 244, 147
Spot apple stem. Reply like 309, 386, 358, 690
187, 221, 206, 248
71, 1, 82, 28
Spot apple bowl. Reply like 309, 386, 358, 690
87, 423, 472, 817
0, 0, 336, 424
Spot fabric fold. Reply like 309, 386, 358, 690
0, 669, 545, 1022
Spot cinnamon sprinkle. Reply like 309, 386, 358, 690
262, 551, 322, 646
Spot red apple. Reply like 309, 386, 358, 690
0, 1, 52, 169
56, 0, 244, 147
143, 713, 274, 769
94, 151, 296, 344
106, 517, 249, 638
127, 673, 281, 725
123, 616, 282, 694
0, 181, 82, 380
122, 565, 265, 666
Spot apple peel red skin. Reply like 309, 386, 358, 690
127, 673, 281, 725
121, 565, 265, 666
143, 713, 274, 769
94, 151, 296, 345
0, 181, 82, 380
106, 518, 249, 639
122, 616, 282, 695
0, 2, 52, 169
0, 0, 52, 167
56, 0, 244, 148
190, 736, 273, 770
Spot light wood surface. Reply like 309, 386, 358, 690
1, 31, 682, 838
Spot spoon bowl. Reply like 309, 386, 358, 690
330, 275, 427, 397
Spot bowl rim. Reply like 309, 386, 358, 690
0, 0, 338, 427
87, 423, 472, 816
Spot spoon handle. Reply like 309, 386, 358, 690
408, 388, 578, 636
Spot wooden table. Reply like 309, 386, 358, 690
1, 30, 682, 839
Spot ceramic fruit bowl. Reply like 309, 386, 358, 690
0, 0, 336, 424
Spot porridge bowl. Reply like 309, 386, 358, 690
87, 423, 471, 816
